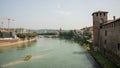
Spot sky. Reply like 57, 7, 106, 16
0, 0, 120, 30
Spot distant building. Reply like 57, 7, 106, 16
80, 26, 93, 40
0, 30, 18, 39
15, 28, 29, 33
92, 11, 120, 64
0, 30, 12, 38
88, 26, 93, 41
0, 28, 28, 39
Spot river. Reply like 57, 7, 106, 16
0, 38, 99, 68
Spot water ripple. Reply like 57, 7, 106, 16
1, 54, 46, 68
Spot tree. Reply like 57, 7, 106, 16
0, 31, 3, 38
16, 32, 37, 39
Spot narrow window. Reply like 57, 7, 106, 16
114, 23, 115, 27
118, 43, 120, 50
104, 13, 106, 16
105, 30, 107, 36
96, 13, 98, 16
100, 13, 102, 16
104, 40, 107, 44
112, 24, 113, 27
115, 22, 116, 27
117, 21, 119, 26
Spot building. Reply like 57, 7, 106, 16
92, 11, 120, 64
0, 28, 28, 39
80, 26, 93, 41
15, 28, 29, 33
0, 30, 13, 38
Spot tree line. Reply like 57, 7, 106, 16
16, 32, 37, 39
0, 31, 37, 39
38, 32, 57, 35
59, 30, 91, 45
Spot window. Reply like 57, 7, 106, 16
104, 13, 106, 16
118, 43, 120, 50
105, 30, 107, 36
115, 22, 116, 27
117, 21, 119, 26
113, 23, 115, 27
112, 24, 113, 27
96, 13, 98, 16
109, 24, 110, 28
100, 13, 102, 16
100, 26, 102, 28
99, 18, 104, 23
104, 40, 107, 44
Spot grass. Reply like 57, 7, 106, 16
89, 50, 120, 68
89, 50, 119, 68
82, 43, 119, 68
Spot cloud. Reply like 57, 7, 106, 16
53, 3, 72, 16
54, 10, 72, 16
57, 10, 72, 16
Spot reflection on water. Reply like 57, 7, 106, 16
0, 41, 37, 52
16, 42, 36, 50
73, 51, 88, 54
0, 38, 99, 68
1, 54, 46, 68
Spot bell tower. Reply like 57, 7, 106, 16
92, 11, 108, 47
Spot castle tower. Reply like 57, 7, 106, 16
92, 11, 108, 47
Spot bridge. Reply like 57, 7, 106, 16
38, 35, 59, 38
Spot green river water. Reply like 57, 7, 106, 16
0, 38, 99, 68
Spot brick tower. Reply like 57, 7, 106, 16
92, 11, 108, 48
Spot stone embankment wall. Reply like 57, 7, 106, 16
0, 38, 36, 46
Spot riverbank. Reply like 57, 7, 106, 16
89, 50, 119, 68
83, 44, 119, 68
0, 38, 36, 47
61, 38, 120, 68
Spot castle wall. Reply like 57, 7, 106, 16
100, 18, 120, 64
92, 11, 120, 64
92, 11, 108, 47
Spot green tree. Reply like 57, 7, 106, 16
16, 32, 37, 39
0, 31, 3, 38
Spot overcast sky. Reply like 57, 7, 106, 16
0, 0, 120, 29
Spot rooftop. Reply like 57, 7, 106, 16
104, 17, 120, 25
92, 11, 108, 15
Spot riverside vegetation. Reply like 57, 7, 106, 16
16, 32, 37, 39
59, 30, 119, 68
0, 30, 37, 39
